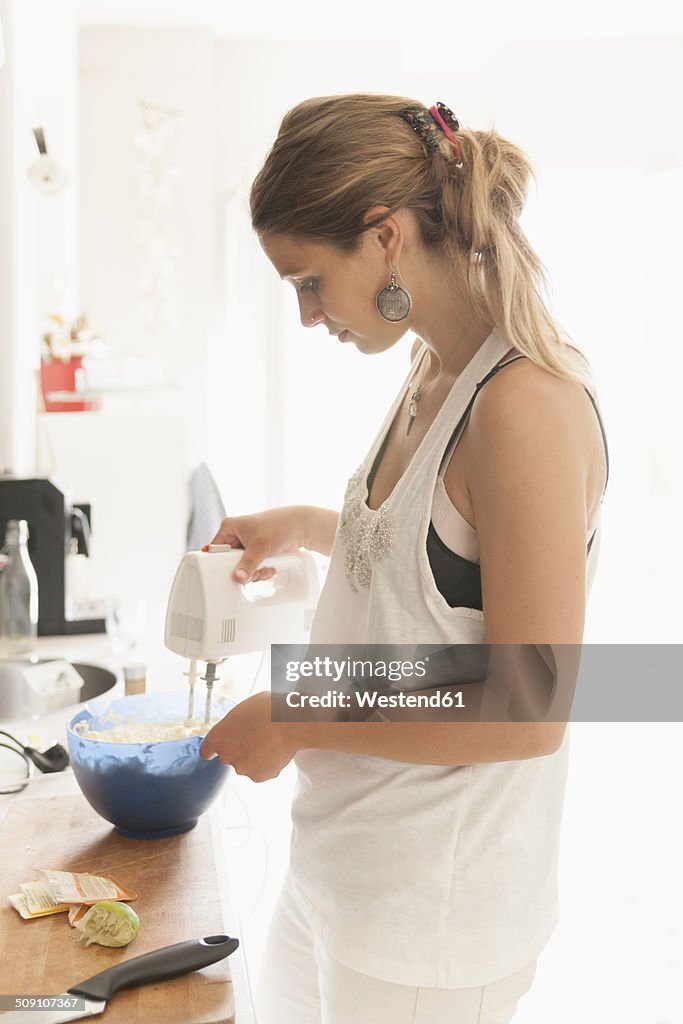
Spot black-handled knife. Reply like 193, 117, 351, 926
2, 935, 239, 1023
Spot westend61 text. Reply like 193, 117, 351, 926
285, 690, 465, 709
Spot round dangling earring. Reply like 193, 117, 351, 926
376, 265, 412, 323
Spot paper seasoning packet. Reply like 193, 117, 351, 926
33, 869, 137, 905
8, 880, 70, 920
8, 870, 137, 921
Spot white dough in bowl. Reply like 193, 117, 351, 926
73, 716, 221, 743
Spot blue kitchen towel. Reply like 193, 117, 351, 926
186, 462, 226, 551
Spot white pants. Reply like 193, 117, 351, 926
255, 872, 538, 1024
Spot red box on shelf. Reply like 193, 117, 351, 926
39, 358, 101, 413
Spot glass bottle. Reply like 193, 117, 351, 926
0, 519, 39, 657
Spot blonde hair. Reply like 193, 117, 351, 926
250, 93, 592, 389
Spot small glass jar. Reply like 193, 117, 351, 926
123, 663, 147, 696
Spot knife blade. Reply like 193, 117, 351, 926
2, 934, 239, 1024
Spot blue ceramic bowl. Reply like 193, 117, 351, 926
67, 692, 233, 839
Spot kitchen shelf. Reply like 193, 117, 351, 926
45, 383, 178, 402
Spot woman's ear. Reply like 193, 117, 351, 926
361, 206, 404, 267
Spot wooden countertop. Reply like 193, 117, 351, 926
0, 792, 252, 1023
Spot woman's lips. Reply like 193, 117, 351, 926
339, 331, 348, 342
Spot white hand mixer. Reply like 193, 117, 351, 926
164, 546, 320, 723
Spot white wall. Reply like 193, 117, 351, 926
0, 0, 79, 474
78, 26, 216, 465
30, 27, 219, 613
36, 408, 190, 616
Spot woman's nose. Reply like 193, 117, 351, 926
298, 296, 325, 329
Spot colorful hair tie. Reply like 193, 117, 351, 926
398, 102, 463, 165
429, 103, 463, 163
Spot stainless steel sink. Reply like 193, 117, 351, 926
0, 660, 117, 722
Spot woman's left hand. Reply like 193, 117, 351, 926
199, 691, 298, 782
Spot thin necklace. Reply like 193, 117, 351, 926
406, 381, 426, 436
406, 341, 461, 436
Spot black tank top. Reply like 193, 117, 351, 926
366, 355, 610, 611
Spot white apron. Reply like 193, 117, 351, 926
290, 327, 603, 988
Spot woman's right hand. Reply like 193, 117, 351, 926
210, 506, 311, 584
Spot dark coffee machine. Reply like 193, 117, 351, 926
0, 477, 106, 635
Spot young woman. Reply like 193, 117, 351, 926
201, 94, 609, 1024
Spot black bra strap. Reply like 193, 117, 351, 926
582, 389, 610, 494
440, 355, 610, 499
439, 355, 528, 471
474, 355, 529, 392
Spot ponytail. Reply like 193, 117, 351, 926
430, 126, 592, 388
